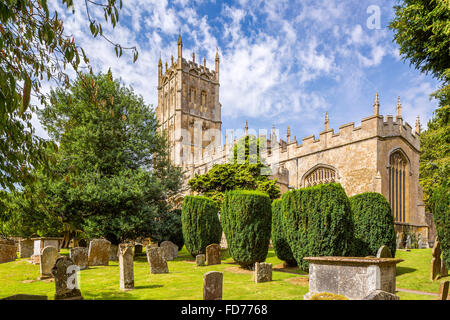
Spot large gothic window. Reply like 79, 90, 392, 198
303, 166, 337, 187
389, 150, 408, 223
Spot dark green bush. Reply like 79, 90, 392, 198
282, 183, 354, 271
158, 209, 184, 251
221, 190, 272, 268
271, 199, 297, 266
181, 196, 222, 257
350, 192, 396, 257
431, 183, 449, 268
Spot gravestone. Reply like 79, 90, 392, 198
438, 281, 449, 300
441, 259, 448, 277
78, 239, 87, 247
405, 235, 411, 249
1, 294, 48, 300
0, 239, 17, 264
70, 247, 89, 270
431, 239, 442, 281
203, 271, 223, 300
220, 232, 228, 249
39, 246, 60, 279
51, 256, 83, 300
376, 245, 392, 258
19, 239, 34, 259
160, 241, 178, 261
134, 244, 143, 255
396, 233, 402, 249
119, 244, 134, 290
109, 244, 119, 262
206, 244, 221, 265
88, 239, 111, 266
254, 262, 272, 283
363, 290, 400, 300
196, 254, 206, 266
146, 246, 168, 274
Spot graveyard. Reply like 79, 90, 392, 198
0, 246, 445, 300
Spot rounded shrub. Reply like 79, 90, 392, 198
282, 183, 354, 271
181, 196, 222, 257
350, 192, 396, 257
271, 199, 297, 266
431, 183, 449, 268
221, 190, 272, 268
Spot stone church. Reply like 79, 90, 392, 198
156, 36, 432, 246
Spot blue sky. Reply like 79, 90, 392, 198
35, 0, 440, 143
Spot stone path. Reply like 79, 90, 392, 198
396, 287, 440, 297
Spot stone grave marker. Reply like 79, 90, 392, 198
203, 271, 223, 300
254, 262, 272, 283
363, 290, 400, 300
51, 256, 83, 300
19, 239, 34, 259
88, 239, 111, 266
146, 246, 168, 274
39, 246, 60, 279
206, 244, 221, 265
119, 244, 134, 290
70, 247, 89, 270
0, 239, 17, 264
109, 244, 119, 262
134, 244, 143, 255
196, 254, 206, 266
431, 238, 442, 281
78, 239, 87, 247
160, 241, 178, 261
438, 280, 449, 300
376, 245, 392, 258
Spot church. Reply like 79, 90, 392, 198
156, 36, 432, 247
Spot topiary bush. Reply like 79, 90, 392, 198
431, 183, 449, 268
282, 183, 354, 271
350, 192, 396, 257
271, 199, 297, 266
181, 196, 222, 257
221, 190, 272, 268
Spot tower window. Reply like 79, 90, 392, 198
389, 150, 408, 223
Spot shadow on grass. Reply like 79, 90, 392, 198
135, 284, 163, 290
396, 266, 416, 276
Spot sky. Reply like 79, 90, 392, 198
34, 0, 441, 143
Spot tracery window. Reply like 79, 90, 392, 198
389, 151, 408, 223
304, 166, 337, 187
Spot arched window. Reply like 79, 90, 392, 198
303, 165, 337, 187
201, 91, 207, 111
389, 150, 409, 223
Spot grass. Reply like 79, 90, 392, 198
0, 247, 445, 300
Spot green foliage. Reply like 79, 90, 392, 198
431, 182, 450, 268
282, 183, 354, 271
181, 196, 222, 257
160, 209, 184, 251
221, 190, 272, 268
0, 0, 135, 191
271, 199, 296, 266
350, 192, 396, 257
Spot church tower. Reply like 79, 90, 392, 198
156, 35, 222, 168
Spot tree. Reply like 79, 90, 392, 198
0, 0, 137, 191
4, 71, 182, 245
188, 135, 280, 203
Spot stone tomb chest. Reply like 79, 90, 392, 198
304, 256, 403, 300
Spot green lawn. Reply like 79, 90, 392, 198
0, 247, 444, 300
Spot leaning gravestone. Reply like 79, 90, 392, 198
70, 247, 88, 270
160, 241, 178, 261
203, 271, 223, 300
119, 244, 134, 290
254, 262, 272, 283
51, 256, 83, 300
376, 245, 392, 258
88, 239, 111, 266
206, 244, 221, 266
39, 246, 60, 279
109, 244, 119, 262
19, 239, 34, 259
146, 246, 168, 274
438, 281, 449, 300
196, 254, 206, 266
431, 238, 442, 281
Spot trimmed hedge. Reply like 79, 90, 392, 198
350, 192, 396, 257
221, 190, 272, 268
181, 196, 222, 257
282, 183, 354, 271
271, 199, 297, 266
431, 183, 449, 268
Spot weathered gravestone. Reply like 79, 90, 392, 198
206, 244, 221, 265
220, 232, 228, 249
441, 259, 448, 278
119, 244, 134, 290
160, 241, 178, 261
203, 271, 223, 300
196, 254, 206, 266
88, 239, 111, 266
19, 239, 34, 259
134, 244, 143, 255
431, 238, 442, 281
405, 235, 412, 250
396, 233, 402, 249
0, 239, 17, 264
51, 256, 83, 300
254, 262, 272, 283
438, 281, 449, 300
363, 290, 400, 300
70, 247, 89, 270
146, 246, 168, 274
376, 245, 392, 258
109, 244, 119, 262
39, 246, 60, 279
